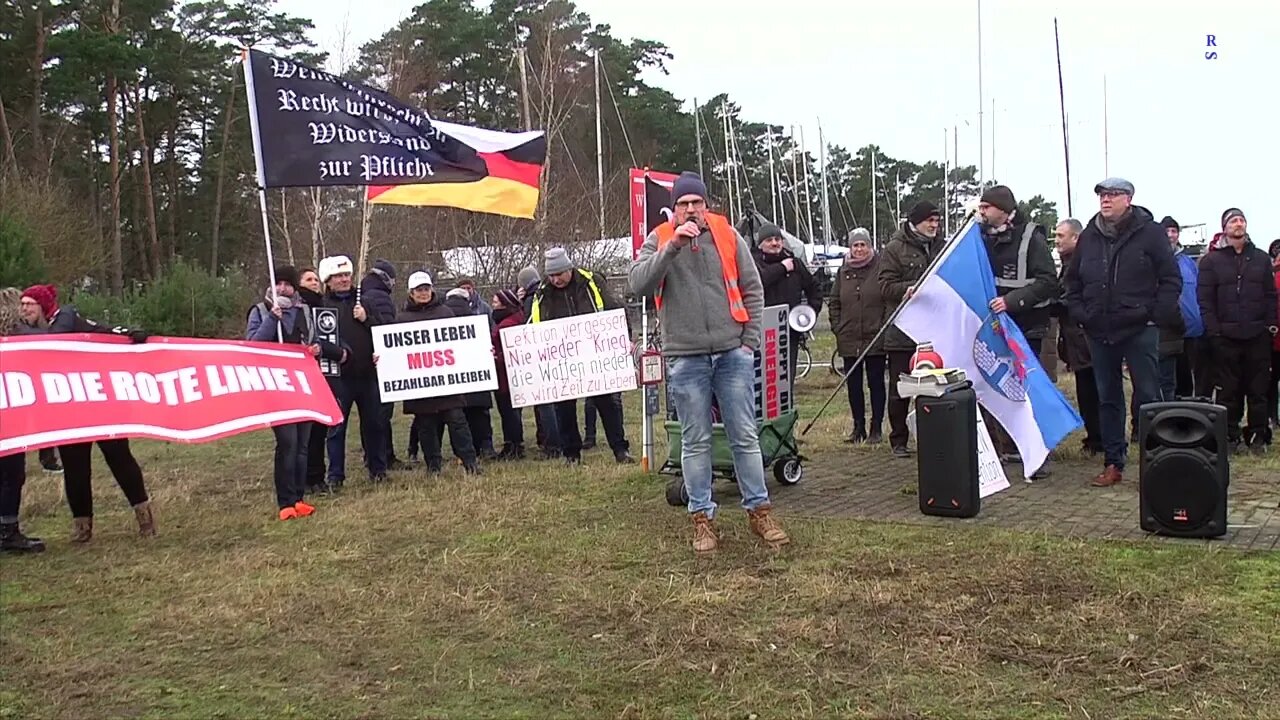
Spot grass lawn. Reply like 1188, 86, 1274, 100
3, 332, 1278, 719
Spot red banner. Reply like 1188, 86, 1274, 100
0, 334, 342, 457
629, 167, 677, 259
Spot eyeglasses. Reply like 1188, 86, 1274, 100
1098, 191, 1128, 199
674, 199, 705, 210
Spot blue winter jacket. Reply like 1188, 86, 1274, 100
1175, 251, 1204, 338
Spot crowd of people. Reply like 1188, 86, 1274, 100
819, 178, 1279, 489
3, 171, 1277, 556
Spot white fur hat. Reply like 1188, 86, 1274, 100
318, 255, 354, 282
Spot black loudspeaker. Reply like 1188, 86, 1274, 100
1138, 401, 1229, 538
917, 386, 980, 518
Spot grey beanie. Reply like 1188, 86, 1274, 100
517, 265, 540, 288
847, 227, 871, 244
755, 222, 783, 246
543, 247, 573, 275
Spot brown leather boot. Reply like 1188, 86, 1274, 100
133, 501, 157, 538
70, 517, 93, 544
747, 505, 790, 547
1090, 465, 1123, 487
691, 512, 718, 553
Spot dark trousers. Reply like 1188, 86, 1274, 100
305, 422, 327, 488
382, 403, 399, 464
60, 439, 149, 518
407, 415, 426, 457
886, 351, 914, 448
1214, 335, 1273, 443
419, 409, 477, 471
1270, 350, 1280, 424
844, 354, 886, 431
788, 330, 803, 384
327, 374, 387, 482
555, 395, 628, 460
535, 404, 561, 452
1089, 326, 1160, 470
1175, 349, 1195, 398
0, 453, 26, 522
585, 394, 624, 443
466, 407, 494, 455
495, 392, 525, 446
1074, 367, 1103, 451
39, 447, 58, 469
271, 422, 310, 508
1185, 336, 1214, 399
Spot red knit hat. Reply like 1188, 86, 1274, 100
21, 284, 58, 320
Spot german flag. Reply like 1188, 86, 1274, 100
366, 120, 545, 220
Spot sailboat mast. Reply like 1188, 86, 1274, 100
800, 126, 813, 242
871, 147, 878, 245
767, 128, 779, 225
790, 126, 801, 234
1054, 17, 1073, 216
818, 120, 831, 244
594, 50, 605, 241
694, 97, 704, 179
721, 102, 735, 221
943, 127, 950, 235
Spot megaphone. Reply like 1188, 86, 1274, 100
787, 305, 817, 333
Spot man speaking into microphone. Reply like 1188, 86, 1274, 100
630, 171, 789, 554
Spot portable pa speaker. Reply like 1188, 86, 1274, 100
916, 386, 980, 518
1138, 401, 1229, 538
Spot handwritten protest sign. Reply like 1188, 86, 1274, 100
0, 334, 340, 456
372, 316, 497, 403
500, 309, 636, 408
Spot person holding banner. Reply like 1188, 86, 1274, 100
518, 264, 562, 459
531, 247, 634, 466
319, 255, 391, 487
444, 288, 498, 460
395, 272, 481, 475
16, 284, 157, 542
246, 265, 345, 520
629, 172, 789, 553
0, 287, 44, 553
297, 267, 335, 493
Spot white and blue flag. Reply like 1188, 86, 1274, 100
895, 221, 1082, 477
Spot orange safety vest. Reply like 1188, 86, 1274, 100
653, 213, 750, 323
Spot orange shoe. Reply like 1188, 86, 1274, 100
278, 507, 299, 521
293, 501, 316, 517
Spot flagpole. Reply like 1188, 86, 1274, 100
240, 47, 283, 343
356, 188, 371, 307
801, 212, 979, 436
977, 0, 985, 188
943, 127, 950, 236
871, 147, 878, 247
1054, 17, 1074, 217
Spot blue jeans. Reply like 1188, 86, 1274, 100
667, 348, 770, 517
1089, 326, 1160, 471
326, 374, 388, 482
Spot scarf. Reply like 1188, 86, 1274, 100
846, 249, 876, 269
265, 287, 296, 309
981, 210, 1017, 238
493, 306, 515, 325
1095, 209, 1133, 239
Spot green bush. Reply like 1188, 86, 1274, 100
69, 261, 255, 338
0, 213, 48, 289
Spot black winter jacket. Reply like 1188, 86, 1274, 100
878, 222, 943, 352
19, 305, 148, 343
1197, 239, 1278, 340
982, 219, 1059, 339
752, 247, 822, 314
1063, 206, 1182, 345
358, 272, 398, 325
322, 290, 379, 378
394, 295, 467, 416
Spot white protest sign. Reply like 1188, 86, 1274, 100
499, 309, 637, 409
372, 316, 497, 403
975, 406, 1011, 498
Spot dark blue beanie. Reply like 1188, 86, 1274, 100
672, 172, 707, 202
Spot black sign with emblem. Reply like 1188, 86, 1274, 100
313, 306, 341, 377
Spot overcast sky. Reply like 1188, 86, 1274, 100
277, 0, 1278, 240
